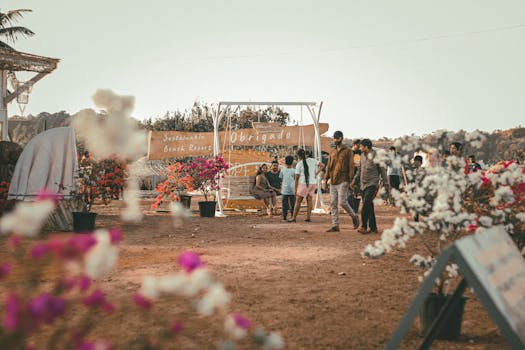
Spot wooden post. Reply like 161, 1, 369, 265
0, 70, 8, 141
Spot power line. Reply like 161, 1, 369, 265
176, 23, 525, 62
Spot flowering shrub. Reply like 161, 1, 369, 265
363, 133, 525, 294
76, 154, 127, 212
0, 181, 9, 214
152, 162, 194, 210
186, 156, 229, 201
0, 194, 284, 349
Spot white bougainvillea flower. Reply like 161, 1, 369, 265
121, 176, 143, 222
196, 282, 231, 316
157, 273, 189, 295
139, 276, 160, 299
71, 89, 147, 160
263, 332, 285, 350
84, 229, 119, 279
0, 200, 55, 237
170, 201, 191, 228
224, 313, 251, 340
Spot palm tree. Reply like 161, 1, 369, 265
0, 9, 34, 50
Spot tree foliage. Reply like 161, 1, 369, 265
0, 9, 34, 49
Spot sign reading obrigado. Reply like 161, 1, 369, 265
147, 123, 329, 160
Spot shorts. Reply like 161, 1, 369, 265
297, 184, 317, 197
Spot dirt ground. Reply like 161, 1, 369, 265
1, 195, 511, 349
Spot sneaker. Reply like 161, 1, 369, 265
326, 226, 340, 232
352, 215, 359, 229
370, 229, 380, 234
288, 218, 297, 223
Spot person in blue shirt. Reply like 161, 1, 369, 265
279, 155, 296, 222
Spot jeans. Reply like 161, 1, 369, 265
282, 194, 295, 220
361, 185, 378, 231
329, 182, 356, 227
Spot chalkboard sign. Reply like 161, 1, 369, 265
386, 227, 525, 350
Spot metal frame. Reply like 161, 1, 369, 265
213, 101, 324, 216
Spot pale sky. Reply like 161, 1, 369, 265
3, 0, 525, 139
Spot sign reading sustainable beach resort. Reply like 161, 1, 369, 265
147, 123, 329, 159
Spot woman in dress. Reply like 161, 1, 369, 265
251, 163, 278, 216
289, 149, 323, 222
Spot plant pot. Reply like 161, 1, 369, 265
180, 195, 192, 209
419, 293, 467, 340
198, 201, 216, 217
72, 212, 97, 233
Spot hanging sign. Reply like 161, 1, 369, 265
252, 122, 283, 134
147, 123, 329, 160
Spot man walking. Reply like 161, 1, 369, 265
352, 139, 389, 234
324, 130, 359, 232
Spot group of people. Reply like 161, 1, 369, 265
250, 131, 487, 234
251, 130, 390, 234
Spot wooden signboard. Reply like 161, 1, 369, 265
387, 227, 525, 350
147, 123, 329, 160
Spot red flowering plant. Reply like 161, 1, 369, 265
152, 162, 194, 210
463, 160, 525, 252
0, 191, 284, 349
0, 181, 9, 214
185, 156, 229, 202
76, 154, 127, 212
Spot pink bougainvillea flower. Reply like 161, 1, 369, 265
3, 293, 20, 331
62, 275, 92, 292
0, 262, 11, 279
36, 188, 63, 205
7, 235, 21, 249
82, 289, 106, 307
467, 224, 478, 233
132, 293, 153, 310
177, 251, 205, 273
101, 301, 116, 314
232, 313, 252, 329
31, 243, 51, 259
78, 276, 92, 291
49, 234, 97, 260
170, 320, 184, 335
77, 340, 112, 350
108, 228, 123, 244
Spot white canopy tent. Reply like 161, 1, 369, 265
8, 127, 78, 200
212, 101, 326, 217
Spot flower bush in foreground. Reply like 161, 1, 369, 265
363, 132, 525, 294
0, 194, 283, 349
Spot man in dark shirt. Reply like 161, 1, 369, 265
352, 139, 389, 234
266, 160, 282, 195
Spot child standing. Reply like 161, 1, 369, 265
279, 155, 296, 222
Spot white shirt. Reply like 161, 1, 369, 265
295, 158, 320, 185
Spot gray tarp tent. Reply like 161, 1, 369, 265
8, 126, 78, 200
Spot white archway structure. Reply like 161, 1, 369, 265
212, 101, 325, 217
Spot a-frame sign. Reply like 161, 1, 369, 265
386, 227, 525, 350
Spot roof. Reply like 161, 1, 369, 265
129, 157, 168, 177
0, 48, 59, 73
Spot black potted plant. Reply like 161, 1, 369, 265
71, 153, 126, 232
